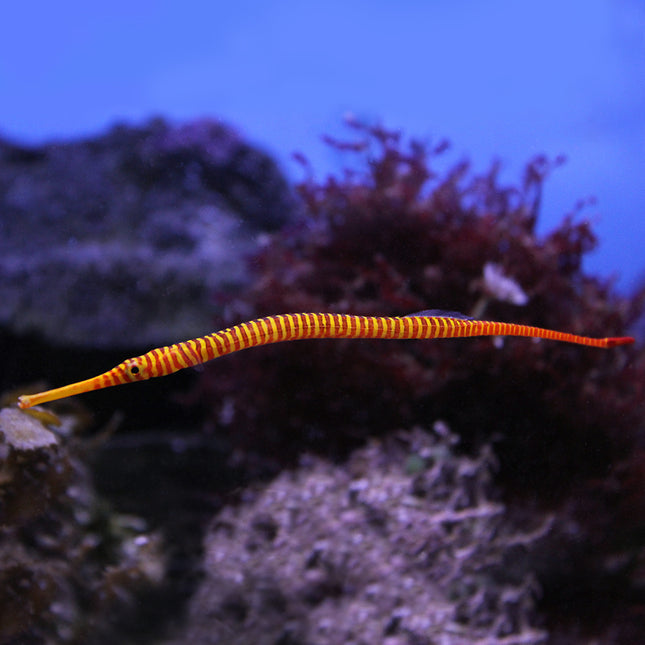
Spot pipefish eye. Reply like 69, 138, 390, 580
124, 361, 145, 379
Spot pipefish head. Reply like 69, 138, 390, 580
119, 356, 152, 382
17, 355, 152, 409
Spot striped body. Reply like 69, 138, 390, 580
17, 313, 634, 409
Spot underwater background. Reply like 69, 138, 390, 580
1, 2, 645, 643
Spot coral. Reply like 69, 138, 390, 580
193, 122, 645, 640
0, 405, 164, 644
166, 426, 549, 645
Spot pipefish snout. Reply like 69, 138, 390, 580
17, 311, 635, 409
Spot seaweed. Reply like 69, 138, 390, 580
193, 121, 645, 641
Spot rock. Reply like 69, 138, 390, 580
0, 118, 298, 348
0, 407, 63, 525
0, 404, 165, 643
166, 426, 549, 645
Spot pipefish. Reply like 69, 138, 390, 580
17, 310, 634, 409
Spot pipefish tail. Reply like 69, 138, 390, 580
17, 311, 635, 409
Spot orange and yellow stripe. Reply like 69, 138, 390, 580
17, 312, 634, 409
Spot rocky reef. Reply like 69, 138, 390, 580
2, 119, 644, 644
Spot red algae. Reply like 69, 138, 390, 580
193, 122, 645, 642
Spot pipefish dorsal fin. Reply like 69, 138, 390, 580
405, 309, 474, 320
